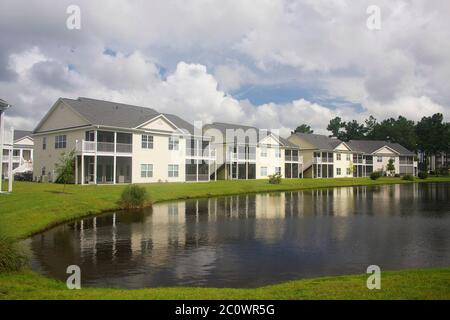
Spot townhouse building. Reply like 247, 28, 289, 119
0, 99, 11, 191
33, 97, 215, 184
1, 130, 34, 177
288, 133, 417, 178
203, 122, 303, 180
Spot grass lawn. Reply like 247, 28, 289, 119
0, 177, 449, 300
1, 268, 449, 300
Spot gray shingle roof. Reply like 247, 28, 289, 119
0, 99, 11, 111
347, 140, 415, 155
291, 133, 343, 150
204, 122, 298, 147
61, 97, 194, 134
14, 130, 33, 141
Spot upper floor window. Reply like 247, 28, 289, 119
336, 153, 341, 160
42, 137, 47, 150
169, 136, 179, 151
168, 164, 179, 177
274, 148, 281, 158
377, 156, 383, 162
142, 135, 154, 149
55, 135, 67, 149
346, 153, 351, 161
260, 146, 267, 157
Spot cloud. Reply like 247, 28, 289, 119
0, 0, 449, 134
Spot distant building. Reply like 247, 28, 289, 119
1, 130, 34, 176
287, 133, 417, 178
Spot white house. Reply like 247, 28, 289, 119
203, 122, 303, 180
288, 133, 417, 178
33, 97, 215, 184
1, 130, 34, 176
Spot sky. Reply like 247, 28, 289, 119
0, 0, 449, 136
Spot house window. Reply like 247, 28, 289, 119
346, 153, 351, 161
140, 164, 153, 178
377, 156, 383, 162
275, 167, 281, 174
346, 168, 351, 175
55, 135, 67, 149
337, 168, 341, 175
274, 148, 281, 158
336, 153, 341, 160
42, 137, 47, 150
168, 164, 179, 177
168, 137, 179, 150
142, 135, 154, 149
261, 166, 268, 176
41, 167, 46, 176
260, 146, 267, 157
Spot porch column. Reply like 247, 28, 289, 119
81, 154, 85, 185
113, 156, 117, 184
93, 131, 97, 184
8, 128, 13, 192
113, 132, 117, 184
75, 155, 78, 184
215, 161, 217, 181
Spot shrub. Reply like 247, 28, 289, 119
0, 234, 28, 272
370, 171, 382, 180
120, 184, 150, 209
394, 174, 400, 178
402, 174, 414, 181
14, 171, 33, 181
268, 173, 282, 184
418, 171, 428, 179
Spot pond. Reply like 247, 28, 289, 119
28, 183, 450, 289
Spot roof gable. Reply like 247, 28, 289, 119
34, 99, 90, 132
373, 146, 399, 155
137, 114, 178, 132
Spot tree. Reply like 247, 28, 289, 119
55, 150, 75, 193
327, 117, 345, 138
292, 124, 314, 134
368, 116, 417, 151
416, 113, 449, 170
364, 115, 377, 136
341, 120, 367, 141
386, 158, 395, 176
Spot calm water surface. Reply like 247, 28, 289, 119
28, 183, 450, 288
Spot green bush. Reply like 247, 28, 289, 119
370, 171, 382, 180
0, 234, 28, 272
120, 184, 151, 209
268, 173, 282, 184
402, 174, 415, 181
418, 171, 428, 179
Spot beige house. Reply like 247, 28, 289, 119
288, 133, 417, 178
203, 122, 303, 180
1, 130, 34, 176
33, 97, 215, 184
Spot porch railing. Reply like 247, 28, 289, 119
76, 140, 132, 153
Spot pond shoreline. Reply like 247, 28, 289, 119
1, 177, 449, 240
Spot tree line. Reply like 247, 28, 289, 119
293, 113, 450, 160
